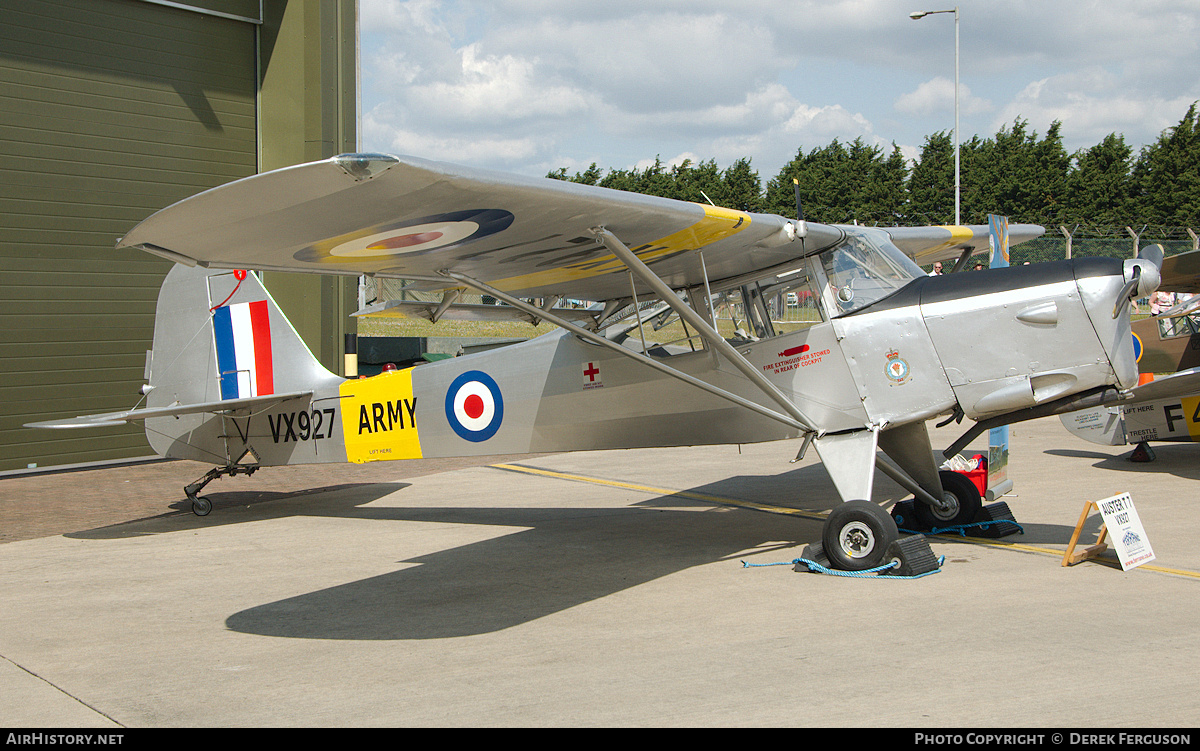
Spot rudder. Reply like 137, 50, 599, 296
143, 265, 343, 458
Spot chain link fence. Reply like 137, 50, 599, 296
1009, 226, 1199, 265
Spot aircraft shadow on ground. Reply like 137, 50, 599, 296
63, 458, 1080, 641
224, 500, 827, 641
65, 482, 412, 540
1044, 443, 1200, 482
220, 460, 1083, 641
222, 462, 862, 641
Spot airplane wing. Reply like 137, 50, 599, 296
1060, 366, 1200, 446
885, 224, 1046, 266
354, 299, 599, 325
25, 391, 313, 429
1157, 249, 1200, 294
117, 153, 845, 303
1113, 366, 1200, 406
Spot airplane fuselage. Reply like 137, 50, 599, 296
145, 250, 1139, 488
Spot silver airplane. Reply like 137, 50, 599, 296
27, 153, 1161, 571
1062, 246, 1200, 457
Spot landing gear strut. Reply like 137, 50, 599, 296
184, 463, 259, 516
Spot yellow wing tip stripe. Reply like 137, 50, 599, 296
488, 206, 752, 292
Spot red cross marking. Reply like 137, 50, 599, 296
584, 363, 600, 381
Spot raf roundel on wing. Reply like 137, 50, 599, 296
293, 209, 515, 263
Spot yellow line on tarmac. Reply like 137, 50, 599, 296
491, 463, 828, 521
934, 534, 1200, 580
491, 463, 1200, 580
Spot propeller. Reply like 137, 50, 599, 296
1114, 243, 1164, 318
792, 178, 805, 222
1139, 242, 1164, 271
782, 177, 808, 241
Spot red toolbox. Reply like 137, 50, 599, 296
956, 453, 988, 497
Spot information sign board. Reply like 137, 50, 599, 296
1096, 492, 1155, 570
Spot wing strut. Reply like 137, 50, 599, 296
592, 227, 819, 433
440, 271, 809, 433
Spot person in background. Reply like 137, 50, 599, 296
928, 261, 943, 276
1150, 290, 1176, 316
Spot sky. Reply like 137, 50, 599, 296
358, 0, 1200, 182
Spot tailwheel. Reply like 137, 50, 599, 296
913, 470, 982, 530
182, 458, 259, 517
822, 500, 899, 571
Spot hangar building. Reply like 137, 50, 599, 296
0, 0, 359, 472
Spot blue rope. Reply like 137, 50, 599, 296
741, 555, 945, 579
898, 519, 1025, 537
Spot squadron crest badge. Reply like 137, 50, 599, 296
884, 349, 910, 384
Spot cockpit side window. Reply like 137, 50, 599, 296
818, 229, 924, 316
1158, 312, 1200, 339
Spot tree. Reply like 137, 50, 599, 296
906, 131, 954, 224
765, 139, 857, 222
957, 119, 1069, 225
854, 143, 909, 224
1131, 103, 1200, 224
1065, 133, 1133, 225
546, 163, 602, 185
719, 158, 762, 213
546, 157, 761, 212
543, 103, 1200, 229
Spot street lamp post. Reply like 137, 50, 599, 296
910, 7, 960, 226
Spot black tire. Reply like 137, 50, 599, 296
191, 496, 212, 517
913, 470, 982, 530
822, 500, 899, 571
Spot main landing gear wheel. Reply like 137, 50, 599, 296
190, 496, 212, 517
822, 500, 900, 571
913, 470, 982, 530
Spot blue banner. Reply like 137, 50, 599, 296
987, 214, 1012, 500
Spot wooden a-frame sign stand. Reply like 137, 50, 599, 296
1062, 501, 1109, 566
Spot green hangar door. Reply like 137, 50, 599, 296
0, 0, 259, 472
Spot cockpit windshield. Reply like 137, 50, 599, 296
819, 228, 925, 316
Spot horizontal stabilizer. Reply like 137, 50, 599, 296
1060, 367, 1200, 446
354, 299, 598, 325
25, 391, 313, 429
1060, 405, 1126, 446
1158, 248, 1200, 294
1118, 366, 1200, 405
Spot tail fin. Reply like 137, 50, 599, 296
146, 265, 337, 405
142, 265, 343, 458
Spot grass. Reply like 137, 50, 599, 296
356, 316, 557, 340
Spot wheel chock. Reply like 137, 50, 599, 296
885, 534, 941, 576
1128, 442, 1156, 462
790, 537, 941, 578
890, 499, 918, 531
892, 499, 1023, 538
795, 542, 830, 571
970, 501, 1022, 539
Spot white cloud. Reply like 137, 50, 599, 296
894, 78, 992, 118
486, 11, 787, 114
995, 70, 1200, 151
363, 113, 542, 164
357, 0, 1200, 178
405, 44, 591, 124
